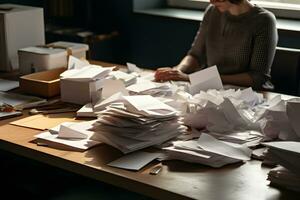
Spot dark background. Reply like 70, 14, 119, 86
1, 0, 299, 69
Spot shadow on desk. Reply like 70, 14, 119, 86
0, 150, 152, 200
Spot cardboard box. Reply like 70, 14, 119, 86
20, 67, 66, 98
60, 78, 103, 105
0, 4, 45, 71
18, 41, 89, 75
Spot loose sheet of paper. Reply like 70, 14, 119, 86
107, 151, 161, 171
189, 66, 223, 95
35, 131, 100, 151
0, 79, 19, 91
197, 133, 251, 160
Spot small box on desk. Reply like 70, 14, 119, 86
20, 67, 66, 98
60, 79, 103, 105
18, 41, 89, 75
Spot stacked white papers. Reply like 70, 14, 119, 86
90, 95, 186, 153
263, 141, 300, 176
163, 133, 251, 168
35, 120, 100, 151
263, 141, 300, 191
60, 65, 112, 81
126, 78, 174, 97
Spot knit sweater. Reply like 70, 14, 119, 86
188, 4, 278, 89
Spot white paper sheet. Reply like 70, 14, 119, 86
35, 131, 101, 150
107, 151, 161, 171
67, 55, 89, 70
126, 62, 142, 73
77, 103, 96, 117
123, 95, 177, 117
189, 65, 223, 95
102, 79, 128, 99
197, 133, 251, 160
58, 121, 95, 139
0, 79, 19, 91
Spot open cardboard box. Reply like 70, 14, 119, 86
20, 67, 66, 98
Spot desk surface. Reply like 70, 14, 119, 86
0, 65, 299, 200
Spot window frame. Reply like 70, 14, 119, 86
167, 0, 300, 20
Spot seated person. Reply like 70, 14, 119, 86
155, 0, 278, 90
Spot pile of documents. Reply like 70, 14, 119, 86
261, 96, 300, 141
183, 88, 266, 146
263, 141, 300, 191
90, 95, 187, 153
163, 133, 252, 167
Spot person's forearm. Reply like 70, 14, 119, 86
175, 55, 199, 74
221, 73, 254, 87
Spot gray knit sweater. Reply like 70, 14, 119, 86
188, 5, 278, 89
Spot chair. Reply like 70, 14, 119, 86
271, 47, 300, 96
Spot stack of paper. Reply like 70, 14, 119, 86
126, 78, 174, 97
163, 133, 252, 168
60, 65, 112, 81
263, 141, 300, 191
90, 95, 187, 153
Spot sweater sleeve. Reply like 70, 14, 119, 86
248, 12, 278, 89
187, 5, 213, 67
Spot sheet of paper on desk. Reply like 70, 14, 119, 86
197, 133, 252, 160
123, 95, 177, 117
0, 111, 22, 119
68, 55, 89, 70
102, 79, 128, 99
10, 113, 77, 130
0, 91, 45, 108
0, 79, 19, 91
58, 120, 96, 139
35, 131, 101, 151
107, 151, 162, 171
189, 65, 223, 95
77, 103, 97, 117
94, 92, 126, 111
163, 141, 240, 168
126, 62, 142, 73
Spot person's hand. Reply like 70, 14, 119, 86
154, 67, 189, 82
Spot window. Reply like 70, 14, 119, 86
167, 0, 300, 19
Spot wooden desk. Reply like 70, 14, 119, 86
0, 65, 298, 200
